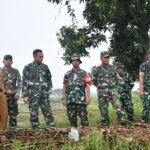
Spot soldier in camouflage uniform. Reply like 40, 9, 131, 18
62, 54, 91, 128
116, 63, 134, 121
2, 55, 21, 128
22, 49, 54, 129
139, 50, 150, 123
91, 51, 127, 127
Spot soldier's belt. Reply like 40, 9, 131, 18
28, 82, 47, 86
101, 77, 116, 79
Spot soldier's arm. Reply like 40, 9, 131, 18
114, 69, 120, 87
84, 72, 91, 105
46, 66, 53, 93
91, 66, 98, 87
14, 70, 22, 93
0, 68, 4, 91
62, 84, 67, 106
21, 66, 29, 98
128, 74, 134, 90
139, 75, 144, 98
139, 64, 145, 99
62, 84, 66, 98
62, 74, 68, 106
85, 83, 90, 105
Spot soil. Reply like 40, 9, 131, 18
0, 123, 150, 149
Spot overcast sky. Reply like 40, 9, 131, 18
0, 0, 138, 91
0, 0, 111, 91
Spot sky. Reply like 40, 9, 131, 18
0, 0, 138, 91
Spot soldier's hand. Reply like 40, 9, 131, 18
23, 97, 29, 104
62, 98, 67, 107
14, 93, 20, 100
139, 90, 144, 99
48, 88, 52, 96
5, 90, 13, 95
86, 98, 91, 105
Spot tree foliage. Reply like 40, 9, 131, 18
48, 0, 150, 79
57, 25, 106, 64
57, 26, 89, 64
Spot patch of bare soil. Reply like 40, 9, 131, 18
0, 123, 150, 149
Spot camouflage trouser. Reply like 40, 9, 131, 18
98, 89, 127, 126
29, 94, 54, 129
67, 103, 89, 127
141, 88, 150, 123
7, 94, 18, 127
120, 94, 134, 121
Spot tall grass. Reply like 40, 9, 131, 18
17, 91, 143, 128
10, 92, 148, 150
60, 131, 147, 150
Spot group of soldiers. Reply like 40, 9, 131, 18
0, 49, 150, 131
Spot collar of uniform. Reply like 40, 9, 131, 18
32, 62, 42, 66
3, 66, 12, 71
119, 72, 124, 77
100, 64, 109, 68
71, 68, 80, 73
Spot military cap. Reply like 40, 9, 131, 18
100, 51, 110, 58
70, 54, 82, 63
115, 62, 124, 69
4, 55, 12, 60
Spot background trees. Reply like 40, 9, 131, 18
48, 0, 150, 79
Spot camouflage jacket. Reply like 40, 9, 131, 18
63, 68, 88, 104
2, 67, 21, 94
117, 72, 134, 95
91, 64, 118, 91
0, 68, 4, 91
22, 62, 53, 98
139, 61, 150, 87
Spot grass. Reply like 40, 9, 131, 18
10, 131, 148, 150
60, 131, 148, 150
7, 92, 149, 149
17, 92, 143, 128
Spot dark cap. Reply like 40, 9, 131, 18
100, 51, 110, 58
70, 54, 82, 63
4, 55, 13, 60
115, 62, 124, 69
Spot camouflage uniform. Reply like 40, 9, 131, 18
22, 62, 54, 129
63, 61, 90, 127
91, 52, 126, 126
139, 61, 150, 123
2, 66, 21, 127
117, 68, 134, 121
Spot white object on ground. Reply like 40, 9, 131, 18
68, 128, 79, 141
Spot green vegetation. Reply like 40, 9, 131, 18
61, 132, 148, 150
10, 131, 149, 150
48, 0, 150, 80
17, 91, 142, 128
7, 92, 149, 149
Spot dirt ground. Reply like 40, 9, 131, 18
0, 123, 150, 149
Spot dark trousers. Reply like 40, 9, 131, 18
67, 103, 89, 127
7, 95, 18, 127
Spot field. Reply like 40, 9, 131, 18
1, 92, 150, 150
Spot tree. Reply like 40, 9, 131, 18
47, 0, 150, 79
57, 25, 106, 64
